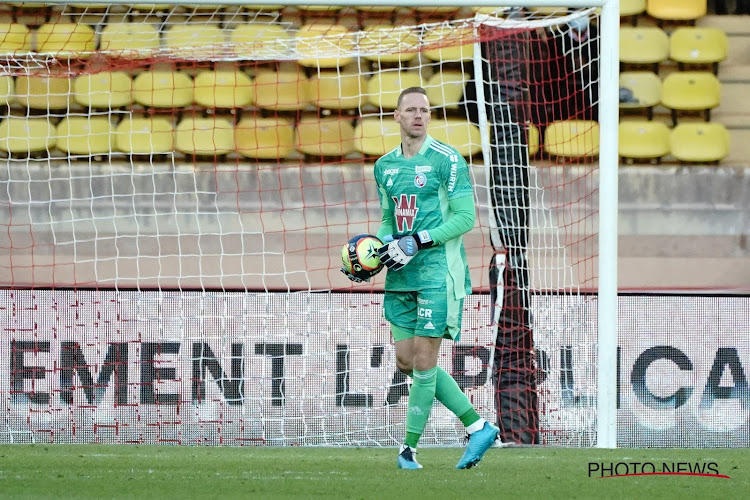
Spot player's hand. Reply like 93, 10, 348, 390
377, 231, 434, 271
340, 267, 370, 283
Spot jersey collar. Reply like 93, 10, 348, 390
396, 134, 434, 158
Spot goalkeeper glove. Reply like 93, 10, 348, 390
377, 230, 434, 271
340, 266, 370, 283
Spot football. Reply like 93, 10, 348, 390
341, 234, 384, 281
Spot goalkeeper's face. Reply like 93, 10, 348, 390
394, 93, 431, 139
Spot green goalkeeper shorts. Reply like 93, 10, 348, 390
383, 284, 464, 342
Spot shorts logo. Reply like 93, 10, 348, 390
423, 321, 435, 330
414, 173, 427, 188
418, 307, 432, 318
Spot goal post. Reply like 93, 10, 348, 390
0, 0, 618, 447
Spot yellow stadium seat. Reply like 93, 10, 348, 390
661, 71, 720, 124
619, 71, 662, 119
0, 23, 31, 55
175, 116, 235, 156
253, 70, 311, 111
669, 27, 728, 73
99, 22, 160, 58
36, 23, 96, 59
619, 27, 669, 69
235, 116, 295, 160
0, 76, 15, 106
0, 117, 56, 154
366, 70, 424, 110
73, 71, 133, 109
620, 0, 646, 17
230, 23, 291, 60
115, 116, 174, 155
670, 122, 729, 163
528, 123, 540, 157
422, 25, 474, 63
360, 25, 419, 64
15, 74, 72, 110
647, 0, 707, 22
429, 119, 482, 157
309, 71, 365, 110
193, 70, 254, 109
296, 24, 354, 68
618, 121, 670, 161
132, 70, 193, 108
163, 24, 225, 59
425, 71, 468, 110
354, 117, 401, 157
56, 116, 114, 155
544, 120, 600, 158
297, 116, 356, 157
296, 5, 342, 11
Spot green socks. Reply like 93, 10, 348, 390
404, 367, 437, 448
403, 366, 482, 448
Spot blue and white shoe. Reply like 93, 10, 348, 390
456, 421, 500, 469
397, 445, 423, 469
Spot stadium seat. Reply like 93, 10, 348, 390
360, 25, 419, 65
163, 24, 226, 59
429, 119, 482, 157
670, 122, 729, 163
0, 75, 15, 106
115, 116, 174, 155
669, 27, 728, 74
253, 70, 311, 111
353, 117, 401, 157
175, 116, 235, 156
422, 25, 474, 63
73, 71, 133, 109
296, 24, 354, 69
618, 120, 670, 161
425, 71, 468, 110
15, 74, 72, 110
528, 123, 540, 157
36, 23, 97, 59
661, 71, 720, 125
619, 27, 669, 71
366, 70, 424, 109
0, 23, 31, 55
132, 70, 194, 108
230, 23, 291, 60
647, 0, 707, 23
296, 116, 356, 157
620, 0, 646, 17
99, 22, 160, 58
544, 120, 600, 158
56, 116, 114, 155
309, 71, 365, 110
0, 117, 56, 155
618, 71, 662, 119
235, 116, 295, 160
193, 70, 254, 109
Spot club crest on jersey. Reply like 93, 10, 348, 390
392, 194, 419, 232
414, 173, 427, 188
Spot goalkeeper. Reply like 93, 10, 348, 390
343, 87, 499, 469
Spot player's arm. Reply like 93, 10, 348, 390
376, 184, 395, 243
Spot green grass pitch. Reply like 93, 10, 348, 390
0, 445, 747, 499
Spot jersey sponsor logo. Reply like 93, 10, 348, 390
414, 173, 427, 188
392, 194, 419, 232
448, 163, 457, 192
383, 168, 400, 176
415, 165, 432, 174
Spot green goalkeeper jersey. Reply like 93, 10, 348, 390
374, 134, 474, 299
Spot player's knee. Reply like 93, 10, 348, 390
395, 356, 413, 375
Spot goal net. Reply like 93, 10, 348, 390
0, 3, 603, 447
